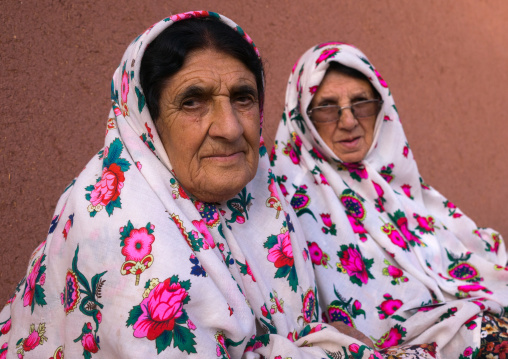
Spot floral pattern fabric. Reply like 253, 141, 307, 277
270, 42, 508, 358
0, 12, 424, 359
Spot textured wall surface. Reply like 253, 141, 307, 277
1, 0, 507, 303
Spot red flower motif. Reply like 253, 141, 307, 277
378, 295, 403, 319
133, 279, 188, 340
494, 341, 508, 359
122, 227, 155, 262
340, 246, 370, 284
90, 163, 125, 206
401, 184, 412, 198
81, 332, 99, 353
376, 326, 405, 349
320, 213, 333, 227
0, 319, 10, 335
267, 232, 294, 268
121, 69, 129, 104
308, 241, 324, 265
375, 69, 388, 88
23, 330, 41, 352
192, 220, 215, 249
23, 256, 43, 307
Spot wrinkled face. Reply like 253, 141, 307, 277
157, 49, 260, 202
309, 70, 377, 163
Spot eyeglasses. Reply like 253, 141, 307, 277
307, 99, 383, 124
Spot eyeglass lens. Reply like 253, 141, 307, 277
311, 101, 380, 123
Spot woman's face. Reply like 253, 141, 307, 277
157, 48, 260, 202
309, 70, 377, 163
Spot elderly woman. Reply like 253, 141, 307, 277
0, 12, 423, 359
271, 42, 508, 358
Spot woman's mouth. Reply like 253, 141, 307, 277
338, 137, 361, 149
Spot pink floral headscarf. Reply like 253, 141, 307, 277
271, 42, 508, 357
0, 13, 400, 359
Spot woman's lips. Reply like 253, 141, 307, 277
204, 151, 244, 162
338, 137, 361, 149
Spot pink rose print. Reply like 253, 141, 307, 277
320, 213, 337, 235
192, 219, 215, 249
120, 222, 156, 285
121, 69, 129, 104
267, 231, 294, 268
122, 227, 155, 262
403, 144, 409, 158
1, 319, 11, 335
338, 244, 374, 286
379, 163, 395, 183
414, 214, 436, 234
373, 181, 384, 197
347, 215, 368, 241
308, 241, 323, 265
374, 69, 388, 88
291, 132, 302, 149
62, 214, 74, 240
374, 325, 406, 349
170, 10, 209, 22
90, 163, 125, 207
0, 343, 6, 359
381, 223, 409, 251
391, 211, 425, 247
401, 184, 412, 199
133, 279, 188, 340
458, 284, 493, 296
349, 343, 360, 353
321, 213, 332, 227
96, 310, 102, 324
464, 315, 478, 330
316, 48, 340, 66
340, 162, 368, 181
377, 294, 403, 319
23, 330, 41, 352
282, 142, 300, 165
319, 173, 329, 185
309, 85, 318, 94
387, 265, 403, 278
463, 346, 473, 357
81, 332, 99, 354
23, 256, 43, 308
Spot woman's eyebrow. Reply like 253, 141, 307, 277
175, 85, 207, 102
230, 84, 258, 99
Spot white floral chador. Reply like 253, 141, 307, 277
270, 42, 508, 358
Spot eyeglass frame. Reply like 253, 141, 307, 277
306, 98, 384, 124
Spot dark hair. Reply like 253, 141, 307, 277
326, 62, 380, 99
140, 17, 264, 121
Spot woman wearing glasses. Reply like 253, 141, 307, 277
271, 42, 508, 358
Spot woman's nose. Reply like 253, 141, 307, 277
337, 108, 357, 130
208, 97, 244, 140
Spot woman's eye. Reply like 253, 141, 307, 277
233, 95, 255, 108
181, 98, 203, 111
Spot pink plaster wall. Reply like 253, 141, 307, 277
1, 0, 507, 303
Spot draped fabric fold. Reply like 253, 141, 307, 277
271, 42, 508, 357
